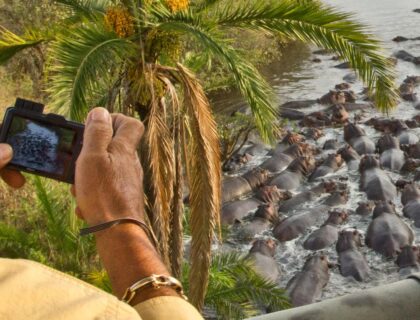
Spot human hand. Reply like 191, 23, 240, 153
0, 144, 25, 188
73, 108, 145, 226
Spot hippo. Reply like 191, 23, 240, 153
286, 254, 331, 307
243, 142, 267, 156
309, 153, 343, 181
359, 155, 397, 201
300, 128, 324, 141
270, 132, 305, 155
269, 156, 316, 190
401, 143, 420, 159
336, 229, 370, 281
280, 100, 317, 110
318, 90, 346, 105
376, 134, 405, 171
279, 108, 305, 121
396, 245, 420, 275
300, 111, 331, 127
366, 202, 414, 258
355, 201, 374, 216
260, 143, 305, 173
323, 139, 339, 150
342, 102, 374, 112
322, 190, 349, 207
392, 121, 419, 145
401, 183, 420, 227
399, 82, 417, 101
303, 210, 348, 251
236, 203, 280, 240
255, 185, 292, 203
222, 168, 269, 203
247, 239, 280, 282
338, 144, 361, 170
394, 50, 415, 62
335, 83, 351, 90
331, 104, 349, 124
277, 181, 337, 214
344, 123, 375, 155
273, 205, 329, 242
221, 198, 262, 225
401, 158, 420, 172
223, 153, 252, 172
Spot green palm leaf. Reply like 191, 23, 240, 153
54, 0, 110, 17
0, 27, 46, 65
48, 22, 134, 120
213, 0, 398, 111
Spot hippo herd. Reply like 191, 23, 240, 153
220, 67, 420, 307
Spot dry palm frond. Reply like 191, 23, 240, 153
160, 75, 185, 278
144, 67, 175, 267
175, 63, 221, 310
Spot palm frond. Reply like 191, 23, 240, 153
0, 27, 46, 65
48, 22, 134, 120
213, 0, 398, 112
86, 269, 112, 293
144, 68, 175, 267
151, 9, 279, 142
54, 0, 110, 18
176, 64, 221, 310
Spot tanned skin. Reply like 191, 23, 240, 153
0, 107, 178, 306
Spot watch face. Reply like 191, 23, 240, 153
6, 114, 77, 176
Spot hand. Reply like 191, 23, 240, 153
74, 108, 145, 226
0, 144, 25, 188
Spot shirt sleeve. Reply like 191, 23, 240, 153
133, 296, 204, 320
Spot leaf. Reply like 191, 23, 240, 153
176, 64, 221, 310
48, 22, 134, 120
0, 27, 45, 65
54, 0, 110, 18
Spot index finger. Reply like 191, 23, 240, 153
111, 114, 144, 151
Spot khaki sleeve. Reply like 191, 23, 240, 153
133, 296, 204, 320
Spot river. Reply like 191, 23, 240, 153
216, 0, 420, 308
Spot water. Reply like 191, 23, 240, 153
217, 0, 420, 306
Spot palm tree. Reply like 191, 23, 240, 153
0, 0, 398, 310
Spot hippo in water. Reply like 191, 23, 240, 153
255, 185, 292, 204
270, 132, 304, 155
344, 123, 375, 155
376, 134, 405, 171
236, 203, 280, 240
323, 139, 340, 150
401, 183, 420, 227
303, 210, 349, 251
401, 142, 420, 159
260, 143, 306, 173
247, 239, 280, 282
269, 156, 316, 190
221, 198, 262, 225
286, 253, 331, 307
309, 153, 343, 181
366, 201, 414, 258
336, 229, 370, 281
355, 201, 375, 216
330, 104, 349, 124
222, 168, 269, 203
273, 205, 329, 242
393, 121, 419, 145
278, 181, 338, 213
223, 153, 252, 172
338, 144, 361, 170
396, 245, 420, 275
318, 90, 346, 105
359, 155, 397, 201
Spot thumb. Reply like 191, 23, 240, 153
0, 144, 13, 168
82, 108, 113, 153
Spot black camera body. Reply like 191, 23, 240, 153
0, 98, 85, 183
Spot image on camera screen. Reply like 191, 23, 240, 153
6, 115, 76, 176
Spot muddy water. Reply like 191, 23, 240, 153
215, 1, 420, 306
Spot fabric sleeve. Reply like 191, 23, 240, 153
133, 296, 204, 320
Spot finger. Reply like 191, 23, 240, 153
82, 108, 113, 154
70, 185, 76, 197
1, 169, 26, 188
111, 114, 144, 152
0, 144, 13, 169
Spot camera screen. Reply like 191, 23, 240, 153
6, 115, 77, 176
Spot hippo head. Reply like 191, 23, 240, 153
325, 210, 348, 225
324, 190, 349, 206
359, 155, 380, 172
331, 104, 349, 123
323, 139, 339, 150
396, 179, 412, 190
401, 183, 420, 205
344, 123, 365, 141
335, 83, 351, 90
283, 143, 305, 158
404, 143, 420, 158
377, 134, 400, 153
322, 180, 338, 193
255, 185, 292, 203
249, 239, 277, 257
391, 120, 409, 133
223, 153, 252, 172
254, 203, 279, 224
337, 144, 359, 162
281, 131, 304, 146
303, 253, 331, 272
372, 201, 396, 218
404, 75, 420, 85
401, 158, 420, 172
288, 156, 316, 175
336, 229, 363, 252
332, 153, 344, 168
356, 201, 375, 215
396, 245, 420, 269
301, 128, 324, 141
242, 168, 269, 189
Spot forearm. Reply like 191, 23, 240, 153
95, 223, 179, 305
